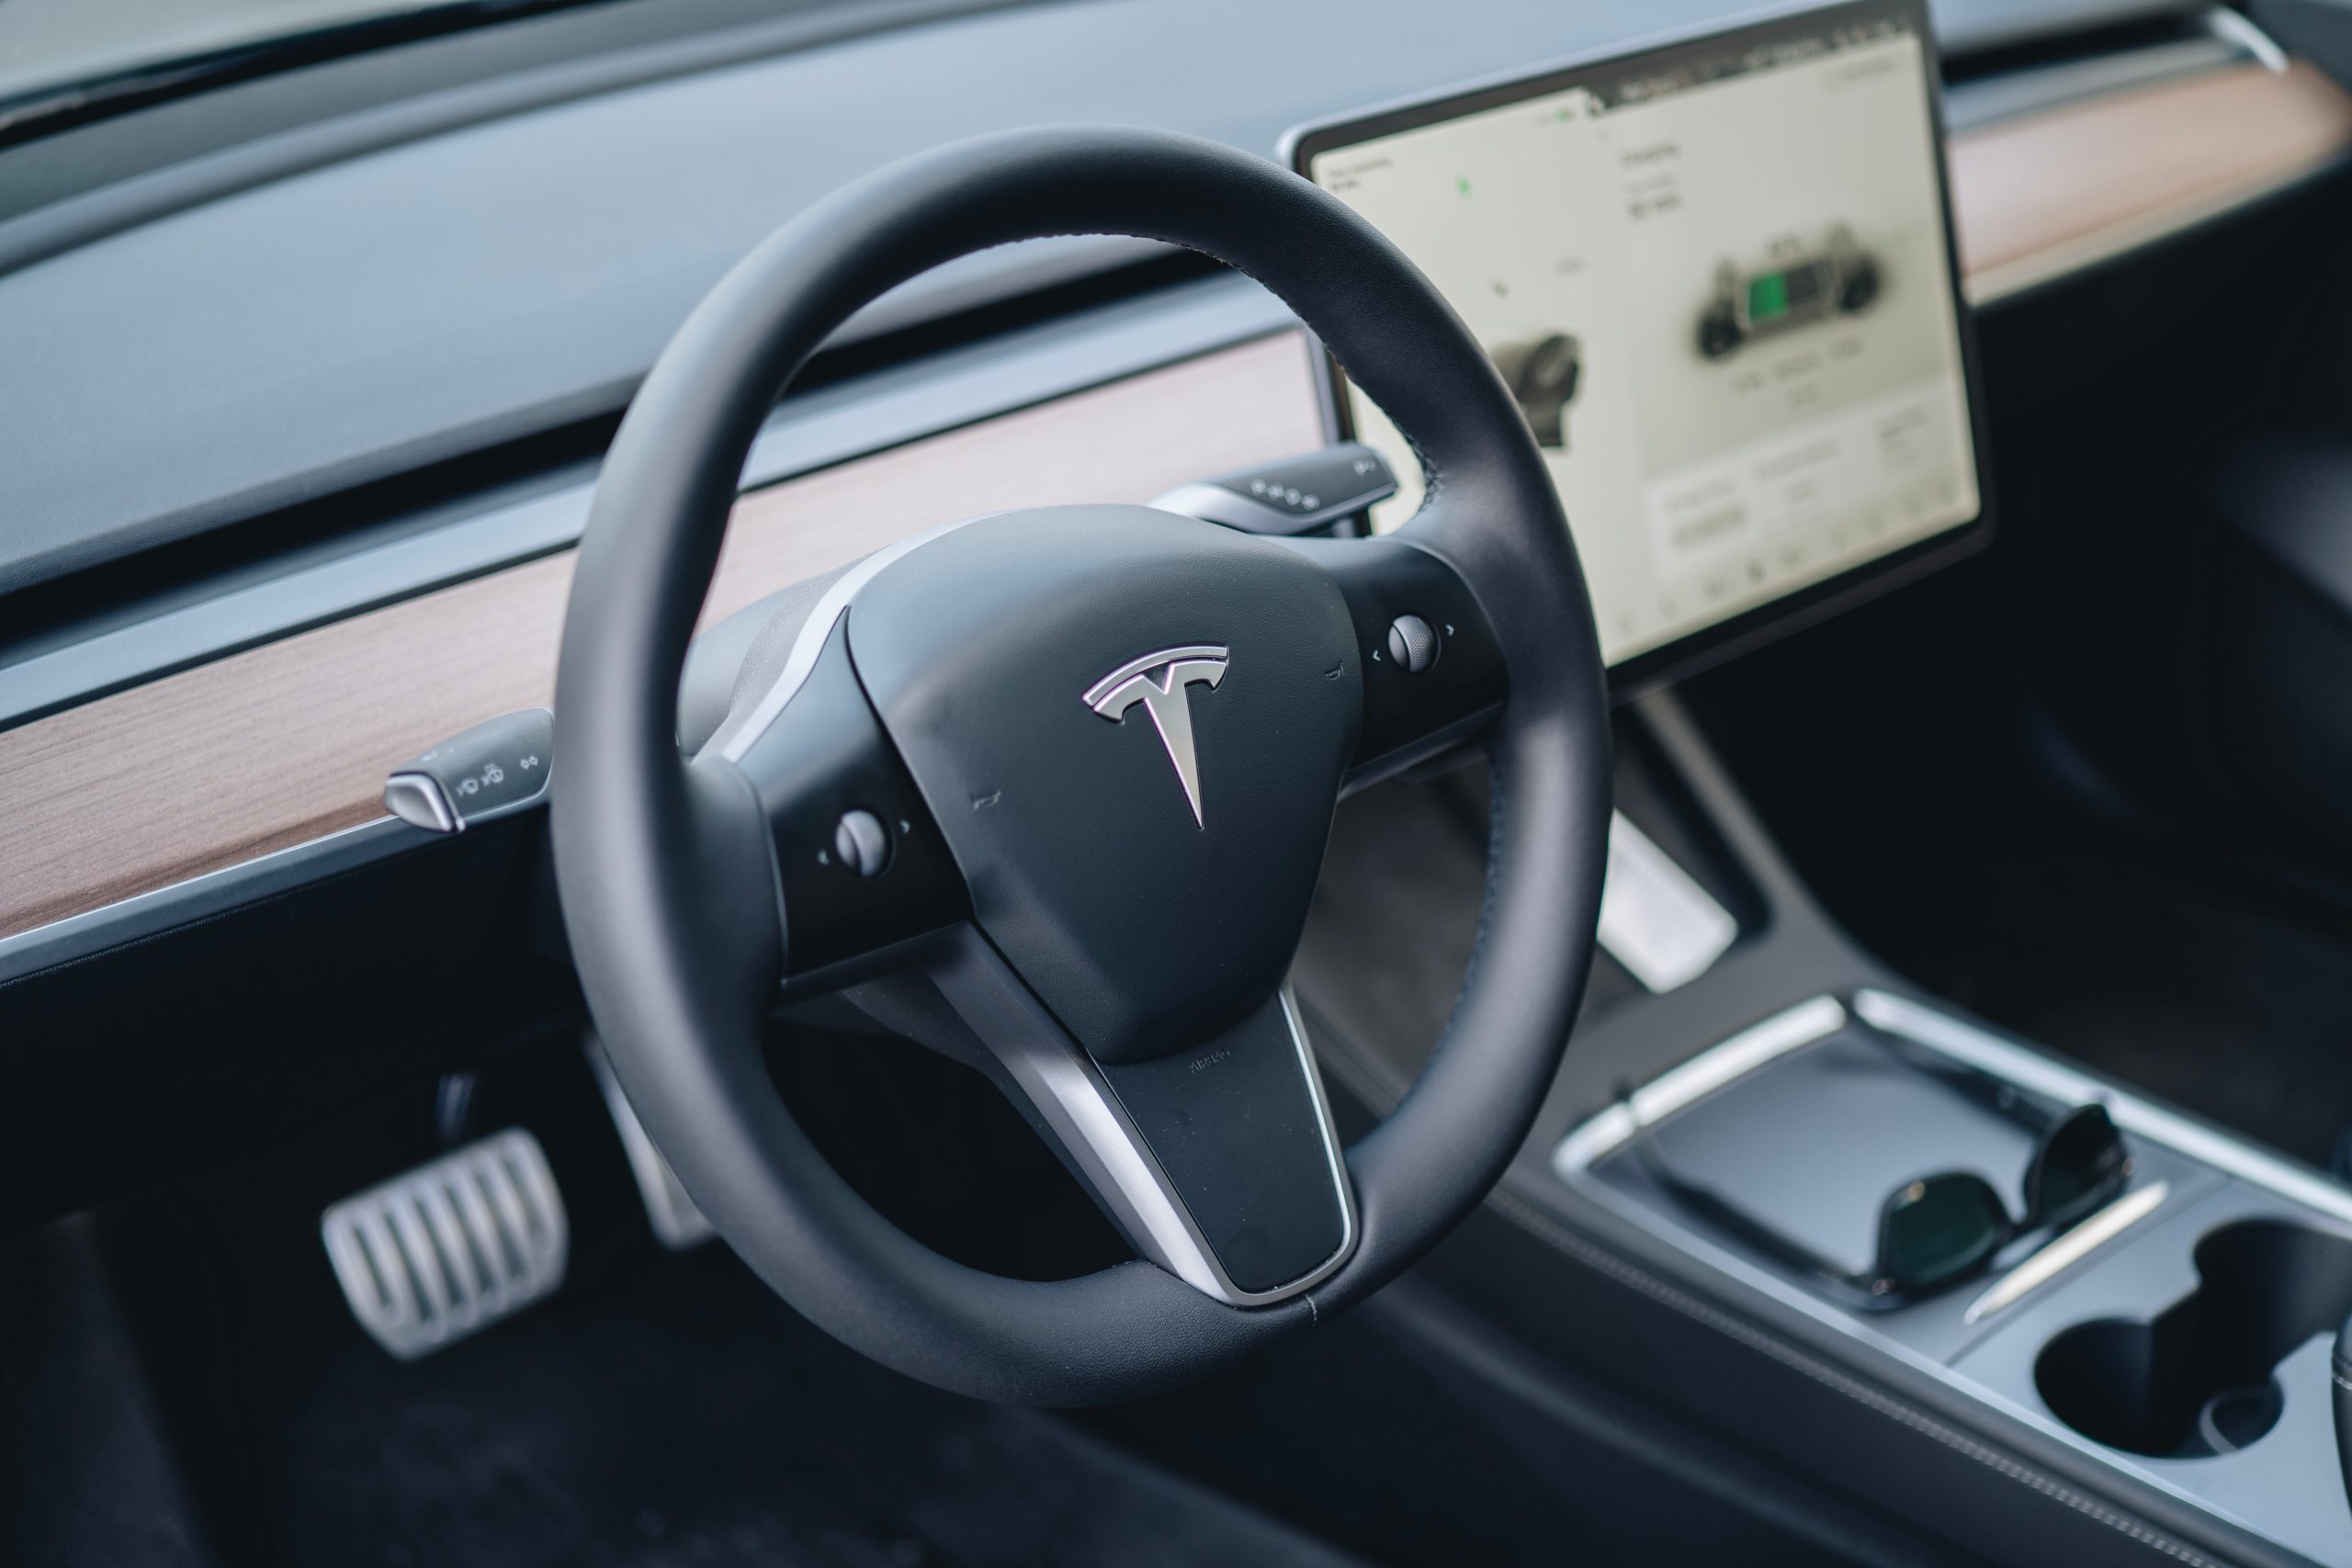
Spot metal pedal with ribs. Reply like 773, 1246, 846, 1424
320, 1129, 568, 1359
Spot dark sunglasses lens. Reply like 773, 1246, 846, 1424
1881, 1175, 2007, 1292
2032, 1105, 2128, 1228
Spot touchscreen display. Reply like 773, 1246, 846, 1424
1294, 1, 1982, 671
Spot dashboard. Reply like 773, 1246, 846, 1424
1, 0, 2350, 971
1296, 0, 1988, 677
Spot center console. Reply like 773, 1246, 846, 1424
1561, 987, 2352, 1563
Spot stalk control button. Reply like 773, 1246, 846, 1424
1385, 615, 1438, 675
384, 707, 554, 834
832, 809, 891, 878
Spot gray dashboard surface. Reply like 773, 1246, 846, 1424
0, 0, 2196, 595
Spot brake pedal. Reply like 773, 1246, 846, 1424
588, 1039, 713, 1250
321, 1129, 568, 1359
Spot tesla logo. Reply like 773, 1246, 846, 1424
1082, 645, 1228, 827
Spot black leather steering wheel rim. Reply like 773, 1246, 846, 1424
551, 125, 1611, 1405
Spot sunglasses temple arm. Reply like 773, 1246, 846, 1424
1628, 1129, 1873, 1292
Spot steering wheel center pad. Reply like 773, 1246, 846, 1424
845, 504, 1359, 1066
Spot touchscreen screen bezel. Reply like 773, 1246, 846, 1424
1283, 0, 1995, 695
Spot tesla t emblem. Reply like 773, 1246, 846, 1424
1082, 645, 1229, 827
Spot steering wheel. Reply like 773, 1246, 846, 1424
550, 126, 1611, 1405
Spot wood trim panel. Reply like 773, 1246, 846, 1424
6, 58, 2352, 942
0, 334, 1322, 940
1950, 60, 2352, 302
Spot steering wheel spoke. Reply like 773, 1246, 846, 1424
1288, 534, 1508, 789
1090, 989, 1356, 1300
716, 608, 969, 988
909, 936, 1355, 1305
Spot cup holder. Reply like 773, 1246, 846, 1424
2035, 1220, 2352, 1458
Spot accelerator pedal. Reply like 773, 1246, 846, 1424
321, 1129, 568, 1359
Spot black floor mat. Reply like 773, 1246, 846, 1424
248, 1247, 1371, 1568
91, 1042, 1375, 1568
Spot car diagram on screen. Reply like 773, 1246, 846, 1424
1696, 225, 1880, 361
1487, 331, 1583, 449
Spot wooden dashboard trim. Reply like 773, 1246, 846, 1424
1951, 60, 2352, 303
5, 57, 2350, 945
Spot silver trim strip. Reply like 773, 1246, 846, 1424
2208, 6, 2288, 74
1553, 994, 1848, 1175
1020, 986, 1357, 1308
1272, 983, 1363, 1299
1556, 989, 2352, 1233
0, 816, 418, 987
707, 514, 988, 764
5, 711, 557, 979
933, 931, 1355, 1307
1962, 1180, 2171, 1325
991, 1020, 1232, 1298
1853, 988, 2352, 1230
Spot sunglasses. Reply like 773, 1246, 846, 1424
1632, 1083, 2131, 1308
